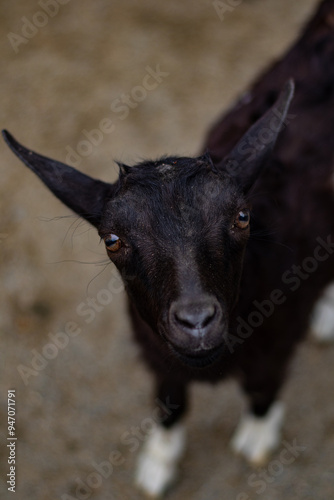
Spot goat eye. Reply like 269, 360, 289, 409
235, 209, 250, 229
104, 234, 122, 252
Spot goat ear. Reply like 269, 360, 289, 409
2, 130, 113, 228
221, 79, 295, 193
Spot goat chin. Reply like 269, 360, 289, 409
169, 343, 226, 368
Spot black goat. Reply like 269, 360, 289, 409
3, 0, 334, 496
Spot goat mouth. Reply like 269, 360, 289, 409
171, 344, 225, 368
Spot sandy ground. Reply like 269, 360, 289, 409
1, 1, 334, 499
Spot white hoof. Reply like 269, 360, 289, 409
135, 424, 186, 498
231, 402, 285, 466
310, 285, 334, 341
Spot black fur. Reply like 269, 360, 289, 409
3, 0, 334, 437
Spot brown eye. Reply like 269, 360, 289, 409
235, 209, 250, 229
104, 234, 122, 252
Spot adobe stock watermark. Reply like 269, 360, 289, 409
213, 0, 243, 22
225, 234, 334, 353
60, 397, 180, 500
16, 269, 134, 385
7, 0, 73, 54
65, 65, 169, 168
236, 439, 306, 499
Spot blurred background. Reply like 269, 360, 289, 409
1, 0, 333, 499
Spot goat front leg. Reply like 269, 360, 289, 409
135, 378, 187, 498
231, 360, 288, 466
310, 283, 334, 342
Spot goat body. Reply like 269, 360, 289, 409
3, 0, 334, 496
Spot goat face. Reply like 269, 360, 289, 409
2, 81, 294, 368
99, 156, 250, 366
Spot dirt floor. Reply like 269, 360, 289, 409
1, 0, 334, 499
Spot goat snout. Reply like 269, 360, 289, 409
167, 296, 225, 355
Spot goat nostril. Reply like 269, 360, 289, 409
175, 313, 195, 330
202, 305, 216, 327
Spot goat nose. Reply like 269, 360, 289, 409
173, 302, 217, 332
